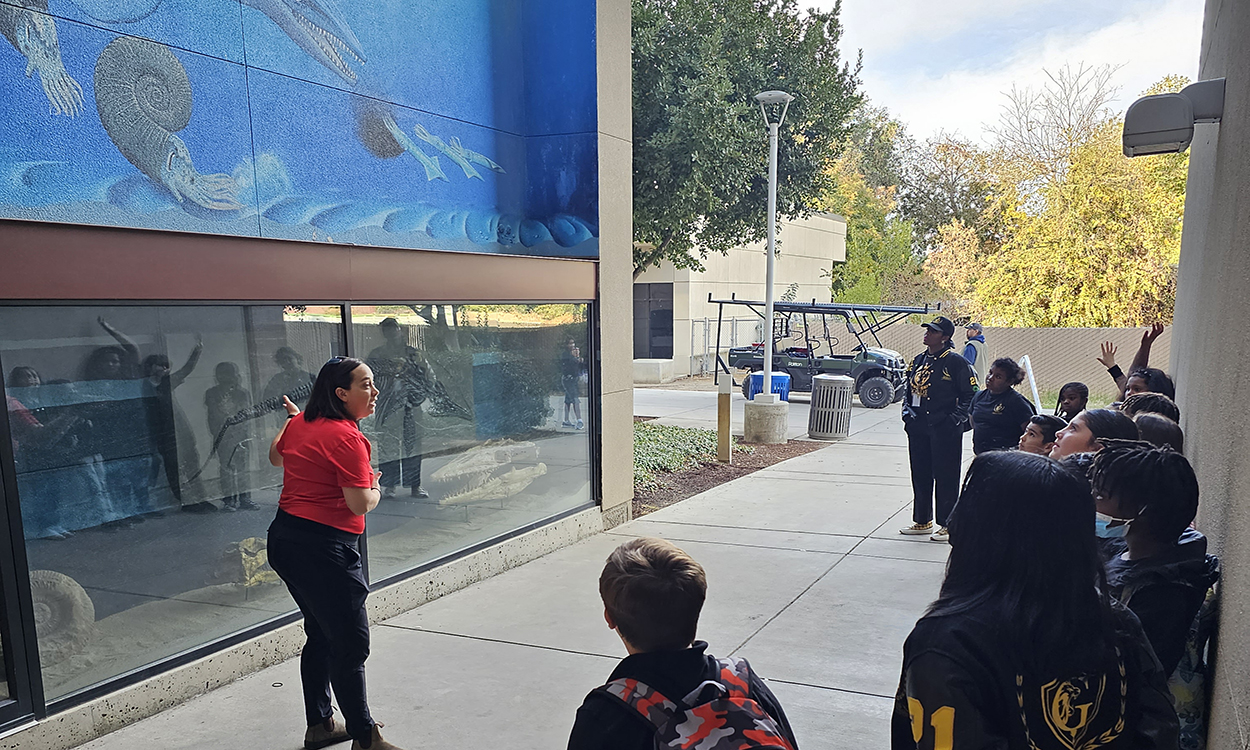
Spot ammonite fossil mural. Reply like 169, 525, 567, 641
94, 36, 242, 211
0, 0, 600, 257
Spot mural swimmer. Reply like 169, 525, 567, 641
0, 0, 83, 116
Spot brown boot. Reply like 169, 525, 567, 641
351, 723, 405, 750
304, 713, 350, 749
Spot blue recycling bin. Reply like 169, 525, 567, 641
746, 372, 791, 401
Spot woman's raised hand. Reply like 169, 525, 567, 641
1096, 341, 1117, 368
282, 395, 300, 416
1142, 322, 1165, 345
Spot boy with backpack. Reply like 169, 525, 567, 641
567, 537, 799, 750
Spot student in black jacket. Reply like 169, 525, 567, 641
893, 451, 1179, 750
1090, 441, 1220, 677
567, 538, 799, 750
899, 316, 977, 542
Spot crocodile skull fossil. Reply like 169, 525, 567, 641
430, 440, 545, 505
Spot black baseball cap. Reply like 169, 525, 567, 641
921, 316, 955, 338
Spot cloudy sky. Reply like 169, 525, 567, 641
801, 0, 1204, 143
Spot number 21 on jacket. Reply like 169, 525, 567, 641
908, 698, 954, 750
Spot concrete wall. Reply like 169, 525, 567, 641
635, 213, 847, 377
1170, 2, 1250, 747
596, 0, 634, 528
864, 326, 1171, 401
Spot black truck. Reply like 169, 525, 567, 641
711, 296, 936, 409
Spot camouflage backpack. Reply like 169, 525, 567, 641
597, 657, 795, 750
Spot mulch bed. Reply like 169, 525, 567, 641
632, 438, 826, 518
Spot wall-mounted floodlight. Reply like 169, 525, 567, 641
1123, 78, 1226, 157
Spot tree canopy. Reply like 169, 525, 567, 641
631, 0, 862, 279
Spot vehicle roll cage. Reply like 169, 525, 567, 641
708, 294, 937, 381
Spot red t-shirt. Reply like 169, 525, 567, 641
277, 416, 374, 534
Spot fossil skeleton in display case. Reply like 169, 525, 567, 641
429, 440, 547, 505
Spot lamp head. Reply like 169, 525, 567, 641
1122, 78, 1225, 157
755, 90, 795, 126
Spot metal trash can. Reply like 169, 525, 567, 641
808, 374, 854, 440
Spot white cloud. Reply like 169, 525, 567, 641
804, 0, 1203, 141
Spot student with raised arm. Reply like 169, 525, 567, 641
266, 356, 405, 750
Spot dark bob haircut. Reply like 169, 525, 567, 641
1133, 413, 1185, 453
303, 357, 365, 422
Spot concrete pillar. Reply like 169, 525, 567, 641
595, 0, 635, 529
1170, 2, 1250, 747
743, 394, 789, 444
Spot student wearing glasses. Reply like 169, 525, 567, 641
266, 356, 405, 750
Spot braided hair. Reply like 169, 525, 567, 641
1055, 381, 1089, 418
1120, 392, 1180, 422
1091, 439, 1198, 543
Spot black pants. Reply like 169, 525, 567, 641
267, 511, 374, 742
905, 419, 964, 527
379, 454, 421, 488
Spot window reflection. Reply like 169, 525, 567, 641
1, 305, 342, 700
0, 302, 592, 702
353, 305, 592, 583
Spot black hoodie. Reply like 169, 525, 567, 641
1104, 528, 1221, 677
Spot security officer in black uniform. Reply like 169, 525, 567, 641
899, 316, 977, 542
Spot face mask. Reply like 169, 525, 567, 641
1095, 512, 1128, 538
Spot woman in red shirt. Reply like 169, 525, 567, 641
267, 356, 405, 750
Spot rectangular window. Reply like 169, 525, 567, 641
350, 305, 593, 584
1, 304, 344, 701
632, 284, 673, 359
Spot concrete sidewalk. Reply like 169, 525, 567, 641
634, 384, 888, 440
77, 403, 972, 750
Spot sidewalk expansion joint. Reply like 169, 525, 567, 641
848, 552, 948, 565
763, 678, 895, 701
622, 519, 867, 541
603, 530, 846, 555
378, 623, 621, 662
729, 553, 850, 654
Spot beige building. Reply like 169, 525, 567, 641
632, 213, 847, 382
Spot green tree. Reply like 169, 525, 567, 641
632, 0, 862, 278
974, 120, 1186, 326
819, 143, 927, 305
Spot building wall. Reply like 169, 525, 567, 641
1170, 2, 1250, 747
635, 213, 846, 377
0, 0, 598, 257
865, 326, 1171, 401
595, 0, 634, 528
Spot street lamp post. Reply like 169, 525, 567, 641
742, 90, 793, 445
755, 90, 793, 399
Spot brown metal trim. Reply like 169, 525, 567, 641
0, 220, 597, 302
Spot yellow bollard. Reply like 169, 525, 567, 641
718, 375, 732, 464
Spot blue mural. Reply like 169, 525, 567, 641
0, 0, 599, 257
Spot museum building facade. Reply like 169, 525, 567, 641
0, 0, 633, 744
